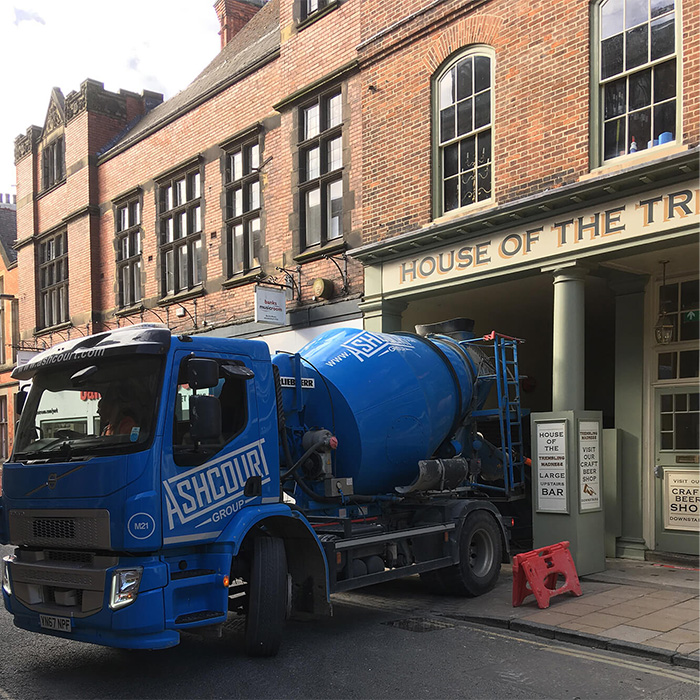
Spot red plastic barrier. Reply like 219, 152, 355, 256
512, 541, 583, 609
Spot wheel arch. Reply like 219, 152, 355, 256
236, 513, 332, 619
449, 500, 511, 564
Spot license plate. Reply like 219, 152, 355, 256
39, 614, 72, 633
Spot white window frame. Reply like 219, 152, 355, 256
434, 46, 495, 218
594, 0, 680, 165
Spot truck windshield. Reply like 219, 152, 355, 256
13, 355, 163, 461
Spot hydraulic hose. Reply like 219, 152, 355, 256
280, 437, 329, 480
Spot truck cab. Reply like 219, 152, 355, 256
1, 324, 327, 653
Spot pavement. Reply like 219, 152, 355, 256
338, 556, 700, 670
461, 557, 700, 670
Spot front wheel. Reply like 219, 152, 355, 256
244, 535, 288, 657
424, 510, 502, 597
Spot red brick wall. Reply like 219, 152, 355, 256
359, 0, 589, 243
359, 0, 698, 244
279, 0, 360, 94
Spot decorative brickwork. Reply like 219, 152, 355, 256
423, 15, 503, 73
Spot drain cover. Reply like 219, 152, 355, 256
384, 617, 455, 633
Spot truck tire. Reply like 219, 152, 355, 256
428, 510, 502, 597
245, 535, 287, 657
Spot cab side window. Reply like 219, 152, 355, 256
173, 358, 248, 466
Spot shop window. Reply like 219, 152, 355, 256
435, 49, 493, 215
597, 0, 678, 162
656, 278, 699, 380
38, 230, 68, 329
225, 137, 262, 277
298, 90, 344, 250
659, 391, 699, 450
658, 279, 700, 343
42, 137, 64, 190
115, 195, 142, 308
158, 167, 203, 296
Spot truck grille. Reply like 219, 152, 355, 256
9, 509, 111, 550
34, 518, 76, 540
47, 550, 94, 564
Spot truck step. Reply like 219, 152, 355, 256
171, 568, 216, 580
175, 610, 226, 625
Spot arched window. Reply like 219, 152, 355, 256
598, 0, 677, 162
436, 49, 494, 215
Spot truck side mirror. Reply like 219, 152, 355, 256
14, 389, 27, 417
187, 358, 220, 390
189, 395, 222, 443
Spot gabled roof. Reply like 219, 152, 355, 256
43, 87, 66, 138
103, 0, 280, 160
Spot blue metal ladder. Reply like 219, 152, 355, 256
464, 332, 527, 499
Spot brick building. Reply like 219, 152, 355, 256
12, 0, 699, 559
0, 193, 18, 468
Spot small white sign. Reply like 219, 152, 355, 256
579, 420, 601, 511
254, 286, 286, 325
664, 469, 700, 531
536, 421, 568, 513
279, 376, 315, 389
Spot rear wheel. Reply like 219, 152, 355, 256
424, 510, 502, 597
244, 535, 287, 657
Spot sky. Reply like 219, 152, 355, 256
0, 1, 222, 198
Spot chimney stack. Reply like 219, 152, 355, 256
215, 0, 265, 49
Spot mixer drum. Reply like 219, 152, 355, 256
286, 327, 480, 494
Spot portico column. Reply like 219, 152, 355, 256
532, 263, 605, 575
549, 265, 587, 411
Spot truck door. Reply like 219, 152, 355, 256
161, 351, 272, 546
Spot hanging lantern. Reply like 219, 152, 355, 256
654, 260, 674, 345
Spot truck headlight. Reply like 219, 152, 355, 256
2, 555, 13, 595
109, 567, 143, 610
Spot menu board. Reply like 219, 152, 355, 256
536, 422, 568, 513
579, 420, 601, 512
664, 470, 700, 531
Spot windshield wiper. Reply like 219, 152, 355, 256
14, 438, 76, 462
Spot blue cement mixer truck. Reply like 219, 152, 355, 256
1, 319, 527, 656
